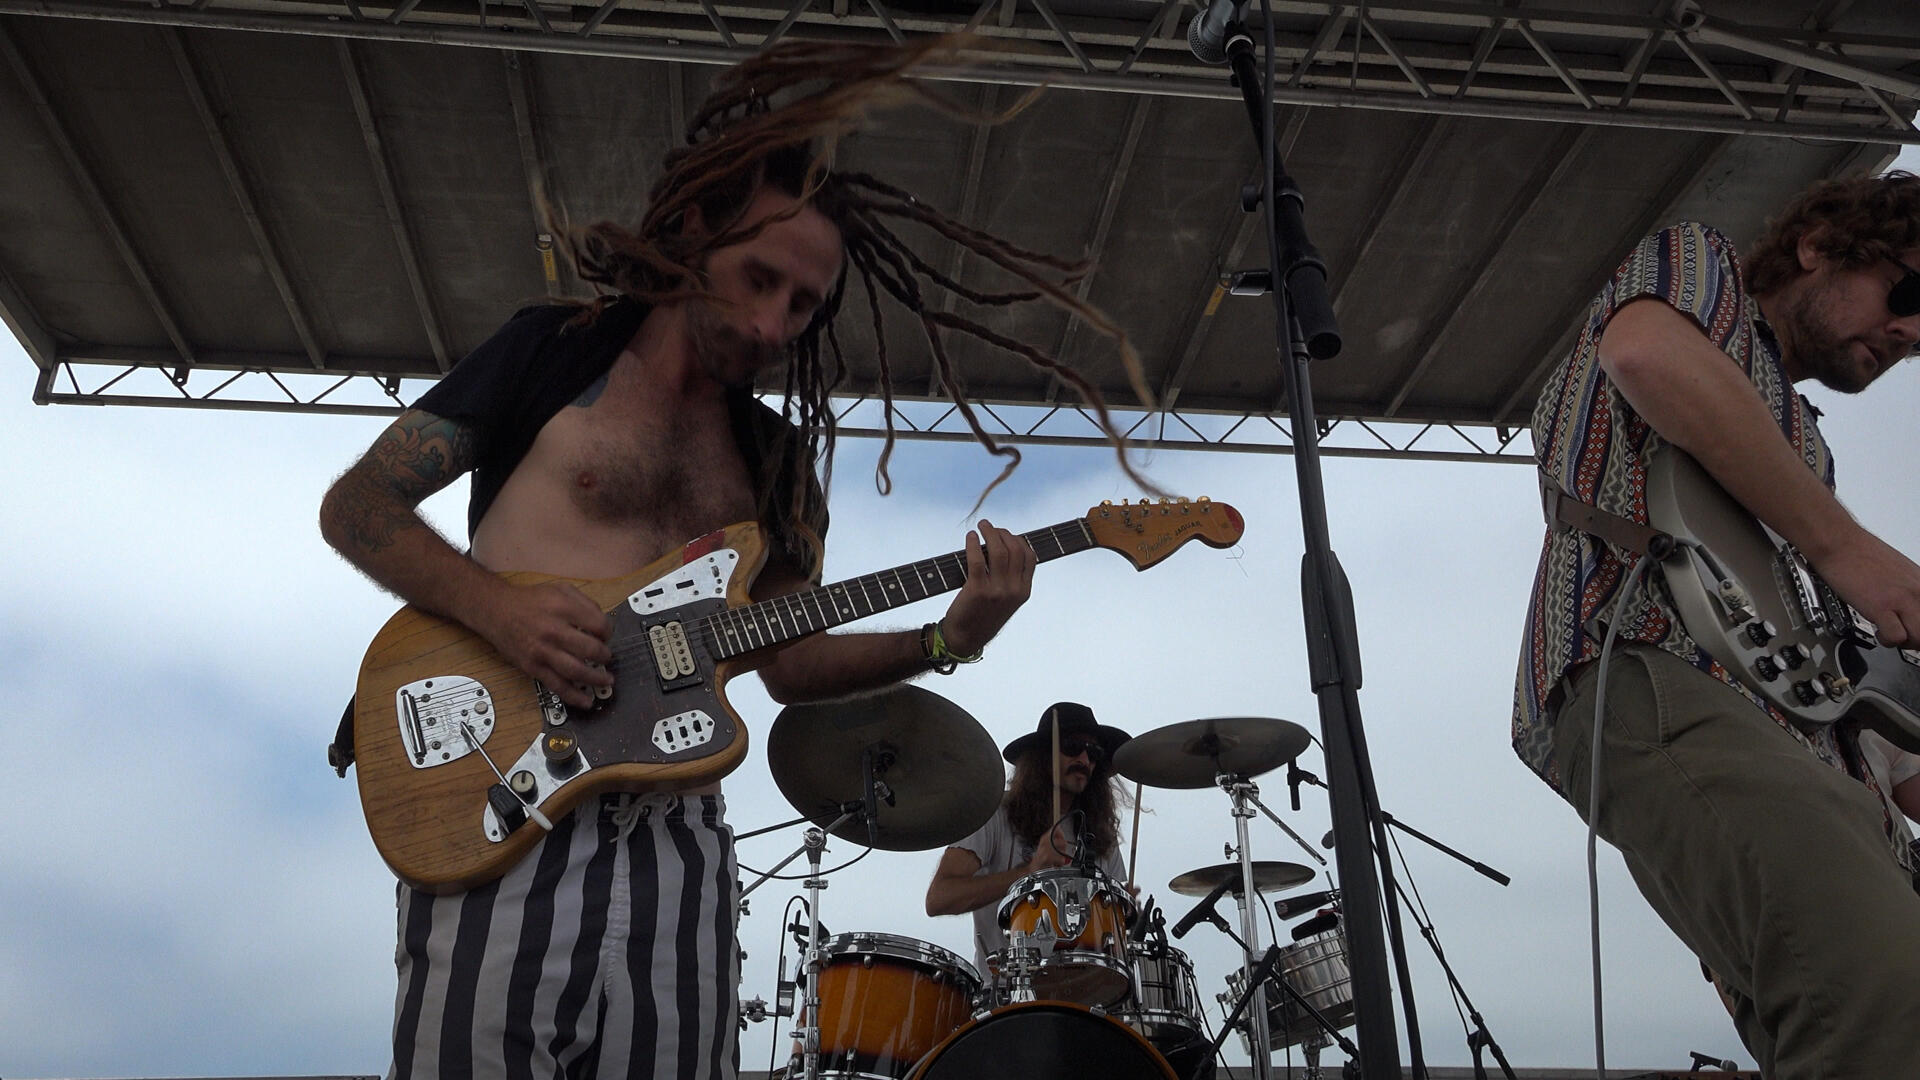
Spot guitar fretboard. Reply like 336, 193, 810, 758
698, 519, 1095, 659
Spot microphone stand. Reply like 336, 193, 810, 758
1290, 766, 1518, 1077
1218, 16, 1413, 1079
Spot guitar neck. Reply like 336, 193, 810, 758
701, 519, 1095, 659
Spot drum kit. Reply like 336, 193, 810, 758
738, 686, 1364, 1080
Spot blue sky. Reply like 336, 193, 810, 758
2, 147, 1918, 1079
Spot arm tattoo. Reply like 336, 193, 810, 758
330, 411, 478, 554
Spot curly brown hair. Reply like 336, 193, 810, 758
1002, 746, 1132, 861
1746, 169, 1920, 295
551, 36, 1157, 524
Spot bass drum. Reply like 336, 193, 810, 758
906, 1001, 1176, 1080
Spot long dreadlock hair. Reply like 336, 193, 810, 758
555, 36, 1158, 526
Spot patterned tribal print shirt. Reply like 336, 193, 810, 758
1513, 222, 1851, 793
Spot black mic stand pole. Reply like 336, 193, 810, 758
1219, 18, 1419, 1079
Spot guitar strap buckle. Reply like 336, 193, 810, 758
1539, 469, 1675, 560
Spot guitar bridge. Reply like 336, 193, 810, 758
396, 677, 496, 769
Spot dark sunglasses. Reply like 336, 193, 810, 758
1059, 738, 1107, 765
1889, 258, 1920, 319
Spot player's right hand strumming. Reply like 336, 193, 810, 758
1808, 527, 1920, 649
473, 580, 615, 709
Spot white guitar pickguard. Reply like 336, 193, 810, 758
628, 550, 741, 614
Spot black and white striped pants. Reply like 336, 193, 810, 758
388, 793, 740, 1080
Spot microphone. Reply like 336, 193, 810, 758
1273, 889, 1338, 919
1186, 0, 1242, 64
1171, 878, 1236, 939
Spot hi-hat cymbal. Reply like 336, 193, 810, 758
767, 684, 1002, 852
1168, 861, 1318, 897
1112, 716, 1311, 788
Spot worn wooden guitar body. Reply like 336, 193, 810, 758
355, 522, 770, 894
354, 498, 1245, 894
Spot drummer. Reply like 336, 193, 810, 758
924, 702, 1135, 972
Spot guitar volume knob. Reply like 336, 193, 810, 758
1744, 620, 1777, 647
1777, 644, 1810, 669
1752, 656, 1782, 682
1790, 681, 1821, 707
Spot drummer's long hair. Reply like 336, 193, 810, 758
1004, 749, 1131, 860
554, 35, 1157, 531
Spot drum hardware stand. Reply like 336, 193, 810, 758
1208, 943, 1360, 1076
1206, 11, 1417, 1076
1224, 774, 1276, 1080
1232, 772, 1329, 868
1001, 931, 1042, 1004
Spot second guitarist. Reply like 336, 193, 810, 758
1517, 171, 1920, 1075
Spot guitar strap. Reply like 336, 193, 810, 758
1538, 469, 1675, 559
328, 700, 355, 778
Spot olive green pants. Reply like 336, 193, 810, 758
1552, 645, 1920, 1079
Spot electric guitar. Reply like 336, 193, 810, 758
1646, 450, 1920, 753
354, 497, 1244, 893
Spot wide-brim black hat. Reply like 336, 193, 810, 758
1002, 701, 1132, 765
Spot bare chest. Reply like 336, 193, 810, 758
475, 390, 761, 578
552, 399, 756, 535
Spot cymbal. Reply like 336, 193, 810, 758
1112, 716, 1311, 788
767, 684, 1003, 852
1168, 861, 1317, 897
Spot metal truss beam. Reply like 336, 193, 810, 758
0, 258, 54, 370
1159, 107, 1313, 414
339, 38, 450, 371
0, 22, 198, 368
928, 83, 995, 396
167, 29, 328, 369
32, 350, 1535, 463
505, 50, 565, 294
1493, 132, 1735, 424
1046, 93, 1150, 404
1384, 123, 1592, 414
3, 0, 1916, 144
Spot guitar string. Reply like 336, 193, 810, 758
383, 523, 1094, 725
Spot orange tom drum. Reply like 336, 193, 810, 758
996, 866, 1136, 1006
800, 932, 981, 1079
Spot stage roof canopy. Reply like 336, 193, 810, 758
3, 0, 1917, 462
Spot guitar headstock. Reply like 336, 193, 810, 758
1083, 497, 1244, 570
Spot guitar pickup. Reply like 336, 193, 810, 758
647, 620, 704, 691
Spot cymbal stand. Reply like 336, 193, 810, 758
733, 805, 860, 1080
1224, 774, 1275, 1080
1244, 780, 1329, 868
797, 826, 835, 1080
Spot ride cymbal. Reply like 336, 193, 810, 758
1113, 716, 1311, 788
1168, 861, 1318, 897
767, 684, 1002, 851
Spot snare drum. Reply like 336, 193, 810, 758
906, 1001, 1177, 1079
804, 932, 981, 1079
1113, 940, 1203, 1045
1224, 929, 1356, 1050
996, 866, 1136, 1006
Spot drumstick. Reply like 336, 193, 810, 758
1126, 780, 1143, 889
1050, 706, 1063, 846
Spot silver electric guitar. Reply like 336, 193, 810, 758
1646, 449, 1920, 753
